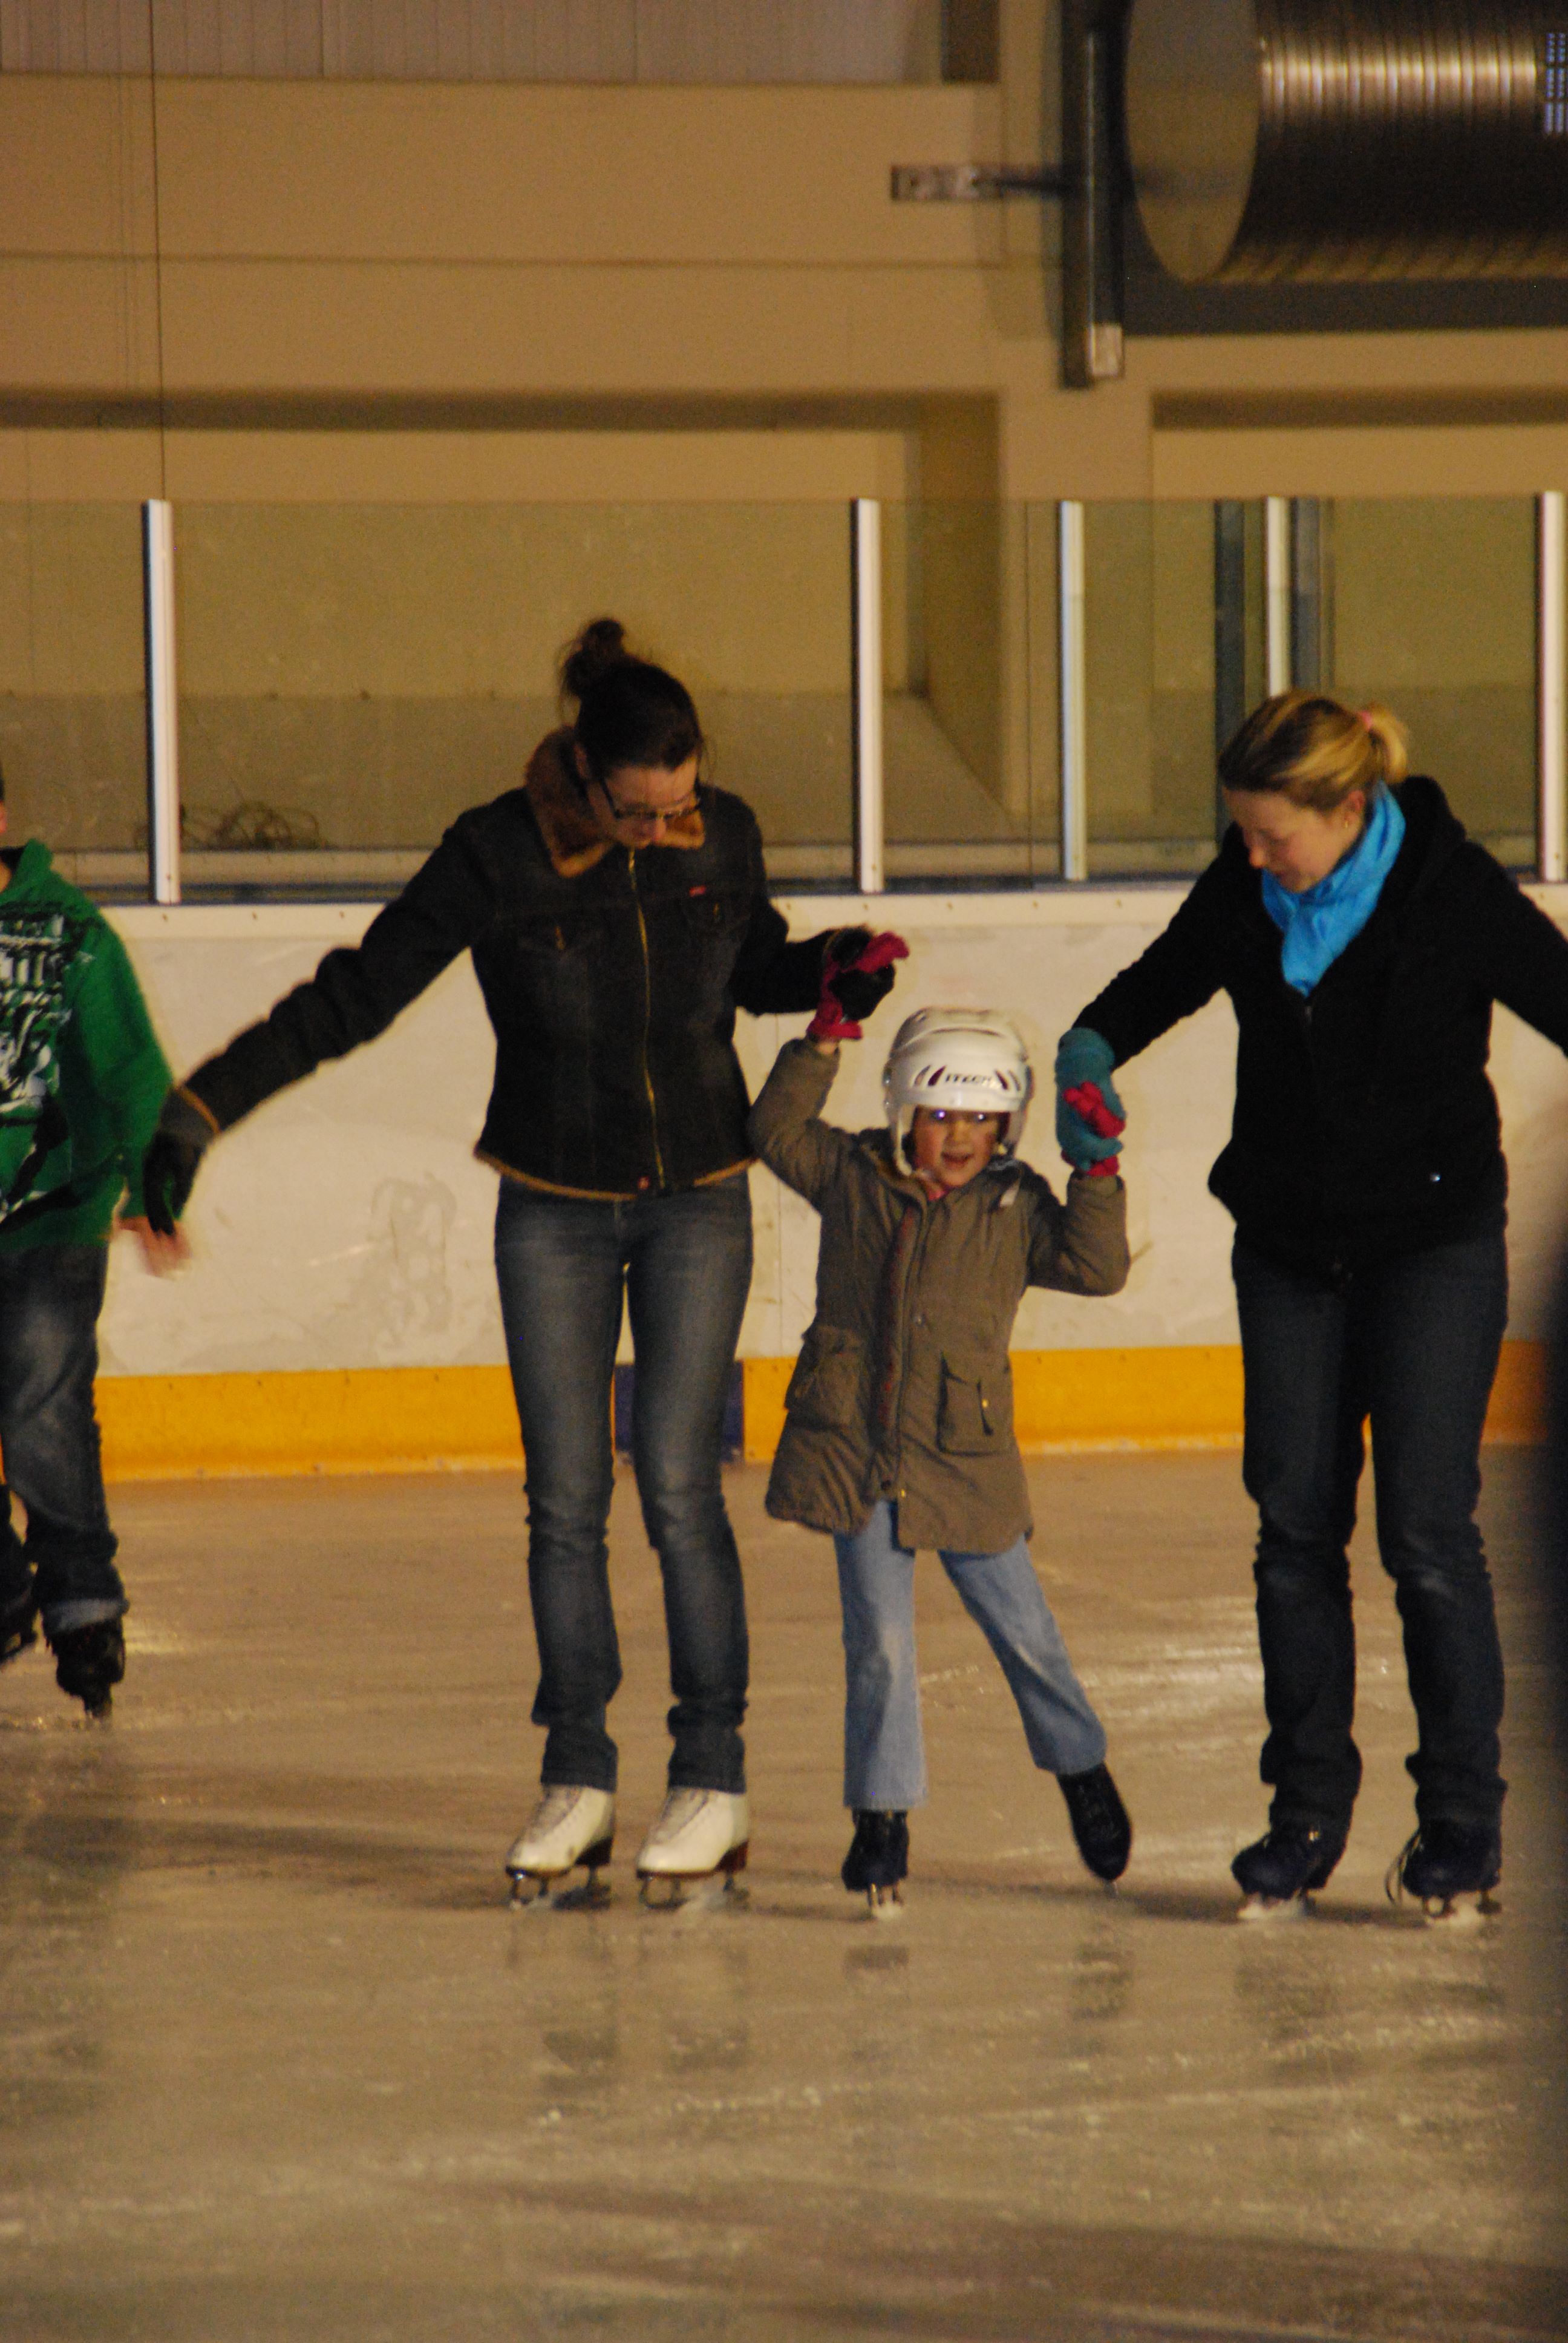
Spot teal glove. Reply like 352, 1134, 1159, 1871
1054, 1027, 1126, 1175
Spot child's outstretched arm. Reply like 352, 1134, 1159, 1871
1026, 1170, 1130, 1297
747, 1038, 859, 1209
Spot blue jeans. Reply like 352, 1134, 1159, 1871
832, 1500, 1106, 1810
494, 1175, 753, 1795
0, 1243, 125, 1636
1233, 1228, 1509, 1833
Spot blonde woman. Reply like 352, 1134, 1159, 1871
1055, 692, 1568, 1919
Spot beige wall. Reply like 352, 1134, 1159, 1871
0, 40, 1564, 505
0, 9, 1564, 857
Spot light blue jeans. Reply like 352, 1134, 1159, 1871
832, 1501, 1106, 1810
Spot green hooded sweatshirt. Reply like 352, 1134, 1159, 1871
0, 841, 172, 1253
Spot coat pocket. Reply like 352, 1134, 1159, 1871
784, 1323, 862, 1430
937, 1347, 1012, 1454
679, 888, 751, 942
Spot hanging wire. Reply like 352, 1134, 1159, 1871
146, 0, 168, 495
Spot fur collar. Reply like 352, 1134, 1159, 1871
524, 729, 706, 877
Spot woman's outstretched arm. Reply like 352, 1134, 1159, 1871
1071, 860, 1229, 1066
180, 824, 492, 1134
1473, 853, 1568, 1054
142, 823, 493, 1231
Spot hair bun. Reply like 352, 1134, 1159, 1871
560, 617, 630, 702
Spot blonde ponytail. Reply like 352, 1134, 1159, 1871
1220, 690, 1408, 811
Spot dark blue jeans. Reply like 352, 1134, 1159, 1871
1233, 1228, 1509, 1835
0, 1242, 125, 1637
494, 1175, 753, 1796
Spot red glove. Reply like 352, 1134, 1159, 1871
807, 929, 910, 1043
1062, 1080, 1125, 1178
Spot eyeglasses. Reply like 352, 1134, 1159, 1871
591, 776, 703, 829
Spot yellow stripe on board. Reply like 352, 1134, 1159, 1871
97, 1365, 524, 1482
93, 1342, 1545, 1483
746, 1342, 1545, 1461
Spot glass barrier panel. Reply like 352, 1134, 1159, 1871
883, 501, 1058, 885
0, 502, 146, 890
173, 502, 852, 896
1325, 498, 1538, 869
1082, 500, 1220, 880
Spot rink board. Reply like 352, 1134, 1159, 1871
91, 1339, 1546, 1481
83, 889, 1568, 1480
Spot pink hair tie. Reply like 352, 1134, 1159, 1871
1356, 708, 1376, 730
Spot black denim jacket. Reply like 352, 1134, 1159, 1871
183, 738, 835, 1199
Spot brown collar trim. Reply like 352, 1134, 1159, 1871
524, 729, 707, 877
479, 1147, 754, 1200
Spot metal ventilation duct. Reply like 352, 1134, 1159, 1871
1126, 1, 1568, 282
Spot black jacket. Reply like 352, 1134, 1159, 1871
1073, 777, 1568, 1279
183, 736, 835, 1198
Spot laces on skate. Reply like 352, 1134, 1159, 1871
505, 1786, 616, 1910
1385, 1825, 1501, 1926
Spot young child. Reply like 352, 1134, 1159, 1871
0, 775, 186, 1717
748, 990, 1133, 1913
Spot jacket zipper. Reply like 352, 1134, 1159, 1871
628, 850, 667, 1188
891, 1196, 933, 1484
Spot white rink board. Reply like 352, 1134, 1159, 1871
98, 889, 1568, 1378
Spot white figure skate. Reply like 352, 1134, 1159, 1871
505, 1786, 616, 1908
635, 1789, 750, 1910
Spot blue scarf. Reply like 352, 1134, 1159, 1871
1261, 787, 1406, 996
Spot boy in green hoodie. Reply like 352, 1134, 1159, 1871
0, 775, 184, 1715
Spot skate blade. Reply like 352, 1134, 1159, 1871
508, 1867, 612, 1913
864, 1886, 905, 1922
1420, 1888, 1501, 1927
638, 1871, 750, 1915
1237, 1890, 1312, 1922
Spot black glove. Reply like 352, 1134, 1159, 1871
142, 1090, 217, 1237
818, 928, 909, 1031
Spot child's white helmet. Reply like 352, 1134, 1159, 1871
883, 1008, 1034, 1161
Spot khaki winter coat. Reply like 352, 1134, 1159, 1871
749, 1040, 1129, 1554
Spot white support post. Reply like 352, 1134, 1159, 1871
142, 499, 181, 905
1058, 500, 1088, 882
1264, 496, 1292, 697
1540, 491, 1566, 883
851, 498, 884, 896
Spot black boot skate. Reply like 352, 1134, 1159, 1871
48, 1617, 125, 1719
0, 1588, 38, 1669
1387, 1820, 1501, 1925
841, 1809, 909, 1918
1059, 1763, 1132, 1883
1232, 1822, 1345, 1918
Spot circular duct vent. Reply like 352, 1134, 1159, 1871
1126, 1, 1568, 283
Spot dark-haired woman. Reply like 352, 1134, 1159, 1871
1055, 690, 1568, 1921
143, 620, 903, 1901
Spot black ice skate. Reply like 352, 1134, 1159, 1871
1059, 1763, 1132, 1883
48, 1617, 125, 1719
0, 1588, 38, 1670
841, 1809, 908, 1918
1387, 1820, 1501, 1925
1232, 1822, 1344, 1918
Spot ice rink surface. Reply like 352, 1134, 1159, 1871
1, 1452, 1565, 2342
